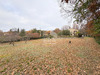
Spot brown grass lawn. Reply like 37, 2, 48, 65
0, 37, 100, 75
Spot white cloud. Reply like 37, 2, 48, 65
0, 0, 73, 32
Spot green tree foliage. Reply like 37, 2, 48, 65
94, 17, 100, 34
62, 30, 70, 35
19, 29, 26, 37
61, 0, 100, 43
31, 28, 41, 34
49, 35, 53, 39
10, 28, 19, 33
58, 31, 62, 36
17, 28, 20, 33
73, 0, 100, 35
61, 0, 100, 35
31, 28, 37, 33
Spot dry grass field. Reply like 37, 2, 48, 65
0, 37, 100, 75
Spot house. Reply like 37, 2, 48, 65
41, 31, 49, 38
69, 28, 78, 36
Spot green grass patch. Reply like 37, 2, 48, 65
34, 68, 37, 70
67, 68, 72, 73
47, 69, 50, 73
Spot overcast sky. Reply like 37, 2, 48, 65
0, 0, 73, 32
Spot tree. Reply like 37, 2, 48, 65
10, 28, 19, 33
62, 25, 71, 31
19, 29, 26, 43
19, 29, 26, 37
61, 0, 68, 3
53, 28, 61, 34
60, 0, 100, 36
31, 28, 41, 35
17, 28, 20, 33
61, 25, 71, 36
26, 31, 33, 39
31, 28, 37, 33
1, 29, 21, 46
74, 0, 100, 36
62, 30, 70, 35
73, 23, 79, 29
79, 24, 87, 36
7, 32, 20, 46
58, 31, 62, 36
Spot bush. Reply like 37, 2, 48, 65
78, 33, 82, 37
62, 30, 70, 36
58, 32, 62, 36
49, 35, 53, 39
95, 36, 100, 44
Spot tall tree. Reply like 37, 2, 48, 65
19, 29, 27, 43
17, 28, 20, 33
19, 29, 26, 37
31, 28, 37, 33
60, 0, 100, 36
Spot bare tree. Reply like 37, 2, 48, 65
73, 23, 79, 29
62, 25, 71, 30
7, 32, 16, 46
6, 28, 21, 46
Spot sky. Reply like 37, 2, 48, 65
0, 0, 74, 32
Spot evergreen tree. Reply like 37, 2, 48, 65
19, 29, 26, 37
17, 28, 19, 33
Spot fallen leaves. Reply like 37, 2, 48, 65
0, 38, 100, 74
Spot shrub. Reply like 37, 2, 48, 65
62, 30, 70, 36
78, 33, 82, 37
95, 36, 100, 44
49, 35, 53, 39
58, 32, 62, 36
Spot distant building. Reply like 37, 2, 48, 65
3, 32, 8, 35
42, 31, 49, 37
69, 28, 78, 36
